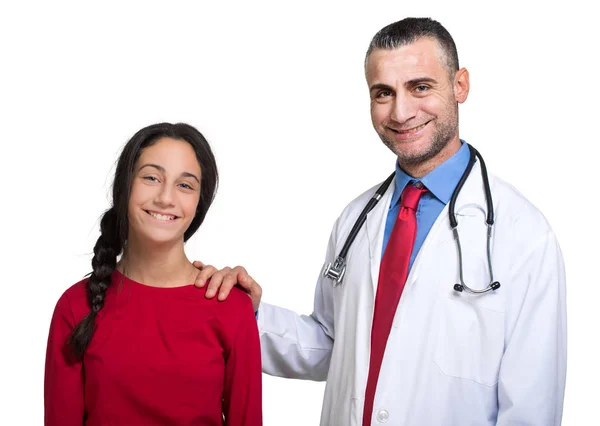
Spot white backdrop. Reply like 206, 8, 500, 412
0, 1, 597, 424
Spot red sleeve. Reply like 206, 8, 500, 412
223, 296, 263, 426
44, 291, 85, 426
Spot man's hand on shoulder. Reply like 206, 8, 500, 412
193, 261, 262, 312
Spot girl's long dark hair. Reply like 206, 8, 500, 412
68, 123, 218, 358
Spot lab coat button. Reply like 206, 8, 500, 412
376, 410, 389, 423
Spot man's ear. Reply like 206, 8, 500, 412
454, 67, 470, 104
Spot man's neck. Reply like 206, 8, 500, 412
400, 136, 462, 179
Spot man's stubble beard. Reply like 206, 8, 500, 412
379, 104, 459, 168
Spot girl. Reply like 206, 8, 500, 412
45, 123, 262, 425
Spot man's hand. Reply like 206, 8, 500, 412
192, 261, 262, 312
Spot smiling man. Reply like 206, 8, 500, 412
196, 18, 567, 425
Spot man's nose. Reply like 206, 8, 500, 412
389, 92, 417, 125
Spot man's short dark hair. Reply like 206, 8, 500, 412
366, 17, 459, 77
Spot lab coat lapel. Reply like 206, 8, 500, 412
365, 177, 395, 295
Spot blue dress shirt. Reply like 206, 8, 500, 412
382, 141, 471, 270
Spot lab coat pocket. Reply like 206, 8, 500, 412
434, 296, 504, 386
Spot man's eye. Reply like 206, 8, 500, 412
414, 85, 429, 92
377, 90, 393, 98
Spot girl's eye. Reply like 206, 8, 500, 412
179, 183, 193, 190
144, 176, 159, 182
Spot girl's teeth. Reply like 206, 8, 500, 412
150, 212, 175, 221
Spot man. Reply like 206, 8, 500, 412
195, 17, 567, 425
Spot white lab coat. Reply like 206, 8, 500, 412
258, 160, 567, 426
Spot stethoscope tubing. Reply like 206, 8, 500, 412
322, 144, 501, 294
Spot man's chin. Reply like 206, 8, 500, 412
382, 137, 433, 165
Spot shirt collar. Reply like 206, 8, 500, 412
390, 140, 471, 208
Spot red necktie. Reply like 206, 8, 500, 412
362, 183, 427, 426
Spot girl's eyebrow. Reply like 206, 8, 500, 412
139, 164, 200, 183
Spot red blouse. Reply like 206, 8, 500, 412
45, 270, 262, 425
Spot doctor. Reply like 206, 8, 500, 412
195, 17, 567, 426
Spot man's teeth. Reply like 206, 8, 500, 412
149, 212, 176, 221
399, 122, 428, 133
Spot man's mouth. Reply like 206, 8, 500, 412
145, 210, 178, 221
391, 120, 431, 134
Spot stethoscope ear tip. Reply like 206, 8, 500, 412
453, 284, 464, 292
491, 282, 501, 291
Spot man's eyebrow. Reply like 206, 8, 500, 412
405, 77, 438, 87
369, 78, 439, 93
369, 83, 395, 92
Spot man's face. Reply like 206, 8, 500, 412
366, 37, 469, 168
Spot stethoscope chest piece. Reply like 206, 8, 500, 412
322, 256, 346, 287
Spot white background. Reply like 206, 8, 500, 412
0, 1, 597, 424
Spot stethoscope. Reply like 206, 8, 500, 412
321, 144, 501, 295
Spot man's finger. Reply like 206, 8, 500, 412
205, 267, 231, 298
217, 270, 243, 301
193, 265, 217, 287
230, 267, 250, 290
192, 260, 206, 270
238, 271, 262, 310
237, 270, 255, 293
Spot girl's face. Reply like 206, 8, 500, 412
127, 137, 202, 246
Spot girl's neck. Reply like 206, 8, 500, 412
118, 236, 196, 288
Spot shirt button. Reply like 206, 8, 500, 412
415, 181, 424, 189
376, 409, 389, 423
